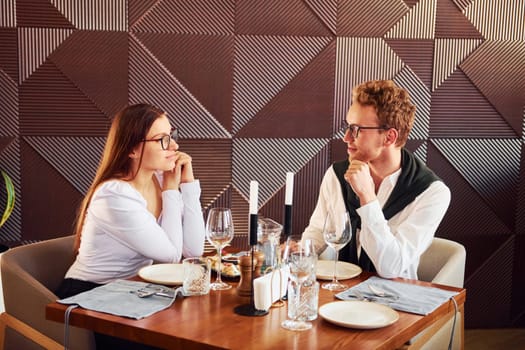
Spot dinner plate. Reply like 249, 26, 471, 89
138, 263, 185, 286
316, 260, 362, 280
319, 301, 399, 329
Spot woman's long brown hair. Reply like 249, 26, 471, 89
73, 103, 165, 252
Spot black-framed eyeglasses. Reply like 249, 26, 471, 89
142, 127, 178, 150
343, 123, 390, 139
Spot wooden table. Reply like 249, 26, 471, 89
46, 273, 466, 350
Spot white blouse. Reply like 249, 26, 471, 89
65, 177, 205, 284
302, 166, 451, 280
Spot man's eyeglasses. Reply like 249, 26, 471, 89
343, 124, 390, 139
142, 127, 178, 150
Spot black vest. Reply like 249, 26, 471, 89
332, 148, 441, 272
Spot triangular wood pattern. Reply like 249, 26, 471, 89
128, 34, 230, 139
132, 0, 234, 35
50, 31, 129, 118
386, 39, 434, 89
236, 40, 335, 138
435, 0, 484, 39
427, 141, 512, 236
460, 40, 525, 134
429, 69, 516, 138
338, 0, 408, 37
19, 60, 110, 136
0, 28, 18, 83
236, 0, 332, 36
0, 70, 18, 135
134, 32, 234, 132
16, 0, 75, 28
21, 140, 82, 241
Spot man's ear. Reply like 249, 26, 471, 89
385, 128, 398, 146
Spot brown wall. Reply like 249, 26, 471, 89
0, 0, 524, 328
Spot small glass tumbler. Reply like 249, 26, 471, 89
287, 279, 319, 321
183, 257, 211, 296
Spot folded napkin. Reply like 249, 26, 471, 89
57, 279, 177, 320
254, 266, 289, 311
336, 276, 458, 315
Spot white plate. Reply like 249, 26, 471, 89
138, 263, 185, 285
316, 260, 362, 280
319, 301, 399, 329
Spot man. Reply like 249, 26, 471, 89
303, 80, 450, 279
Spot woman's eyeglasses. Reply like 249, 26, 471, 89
142, 127, 178, 150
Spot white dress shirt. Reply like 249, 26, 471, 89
302, 166, 451, 280
65, 175, 205, 284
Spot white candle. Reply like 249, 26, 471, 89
285, 172, 294, 205
249, 180, 258, 214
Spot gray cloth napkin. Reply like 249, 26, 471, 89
336, 276, 458, 315
57, 279, 177, 320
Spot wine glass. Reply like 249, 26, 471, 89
281, 238, 317, 331
321, 211, 352, 291
206, 207, 234, 290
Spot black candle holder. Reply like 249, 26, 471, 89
234, 214, 268, 317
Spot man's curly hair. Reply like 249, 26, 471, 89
352, 80, 416, 147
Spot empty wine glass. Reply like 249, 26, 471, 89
321, 211, 352, 291
206, 207, 234, 290
281, 238, 317, 331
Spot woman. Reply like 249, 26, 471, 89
57, 103, 205, 298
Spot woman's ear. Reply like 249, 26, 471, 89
129, 145, 140, 159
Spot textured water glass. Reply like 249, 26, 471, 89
182, 257, 211, 296
287, 279, 319, 321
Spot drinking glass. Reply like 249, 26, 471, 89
321, 211, 352, 291
206, 208, 234, 290
281, 238, 317, 331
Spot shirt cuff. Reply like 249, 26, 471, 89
356, 199, 384, 226
180, 180, 201, 199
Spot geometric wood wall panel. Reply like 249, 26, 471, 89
427, 141, 512, 237
0, 69, 18, 135
50, 31, 128, 118
233, 35, 332, 133
232, 138, 328, 205
429, 69, 517, 138
433, 138, 520, 230
385, 0, 436, 39
133, 32, 234, 131
131, 0, 234, 35
1, 0, 16, 28
464, 0, 525, 41
20, 139, 82, 241
432, 38, 483, 91
2, 0, 525, 329
395, 66, 431, 140
24, 136, 105, 194
19, 61, 111, 136
236, 0, 332, 36
338, 0, 407, 37
236, 40, 335, 139
0, 28, 18, 83
17, 28, 73, 84
16, 0, 73, 28
463, 235, 514, 327
128, 34, 231, 139
460, 40, 525, 135
435, 0, 484, 39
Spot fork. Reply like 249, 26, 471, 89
133, 286, 185, 299
368, 284, 398, 299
